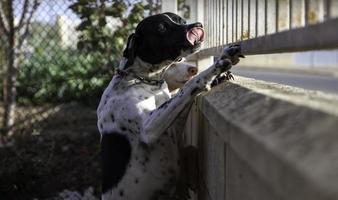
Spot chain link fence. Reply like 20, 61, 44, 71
1, 0, 135, 106
0, 1, 158, 199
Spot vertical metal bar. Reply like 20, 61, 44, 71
212, 0, 214, 47
248, 0, 251, 39
241, 0, 244, 40
218, 0, 223, 45
206, 0, 209, 48
221, 0, 224, 45
324, 0, 331, 20
215, 0, 220, 46
235, 0, 238, 41
211, 0, 213, 47
208, 0, 211, 47
255, 0, 258, 37
222, 0, 225, 45
264, 0, 267, 35
226, 0, 229, 44
304, 0, 309, 26
215, 0, 217, 47
289, 0, 292, 29
224, 0, 229, 44
216, 0, 218, 46
207, 0, 212, 48
276, 0, 279, 32
204, 0, 207, 48
232, 0, 235, 42
220, 0, 222, 46
219, 0, 221, 46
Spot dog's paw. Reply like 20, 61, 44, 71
214, 58, 232, 73
221, 44, 245, 65
211, 71, 234, 87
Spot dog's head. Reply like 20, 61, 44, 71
123, 12, 204, 68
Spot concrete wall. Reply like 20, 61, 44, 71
185, 76, 338, 200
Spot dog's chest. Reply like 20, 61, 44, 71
97, 78, 171, 135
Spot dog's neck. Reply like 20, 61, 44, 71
120, 57, 173, 81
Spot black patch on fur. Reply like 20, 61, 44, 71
190, 87, 199, 96
119, 189, 124, 197
158, 98, 173, 110
101, 133, 132, 193
111, 114, 115, 122
139, 141, 149, 149
168, 168, 175, 174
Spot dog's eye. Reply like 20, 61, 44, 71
158, 23, 166, 33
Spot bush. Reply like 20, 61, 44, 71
17, 45, 115, 106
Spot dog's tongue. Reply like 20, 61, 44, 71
187, 27, 205, 46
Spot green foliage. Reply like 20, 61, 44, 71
178, 0, 190, 19
69, 0, 148, 64
17, 45, 113, 105
15, 0, 158, 105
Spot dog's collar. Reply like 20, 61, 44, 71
116, 69, 164, 87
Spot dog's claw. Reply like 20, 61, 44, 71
226, 71, 234, 80
211, 71, 235, 87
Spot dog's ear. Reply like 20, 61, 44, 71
123, 33, 138, 68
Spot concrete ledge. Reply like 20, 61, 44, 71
197, 76, 338, 200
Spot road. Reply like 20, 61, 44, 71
232, 68, 338, 95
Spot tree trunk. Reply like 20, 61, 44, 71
2, 42, 18, 136
1, 0, 39, 136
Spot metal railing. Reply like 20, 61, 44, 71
181, 2, 338, 200
191, 0, 338, 59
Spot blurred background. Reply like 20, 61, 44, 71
0, 0, 337, 199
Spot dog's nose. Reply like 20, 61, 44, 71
187, 22, 203, 30
187, 67, 198, 76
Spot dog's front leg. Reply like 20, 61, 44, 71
140, 58, 232, 144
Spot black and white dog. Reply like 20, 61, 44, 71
97, 12, 243, 200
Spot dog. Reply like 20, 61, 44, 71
97, 12, 243, 200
